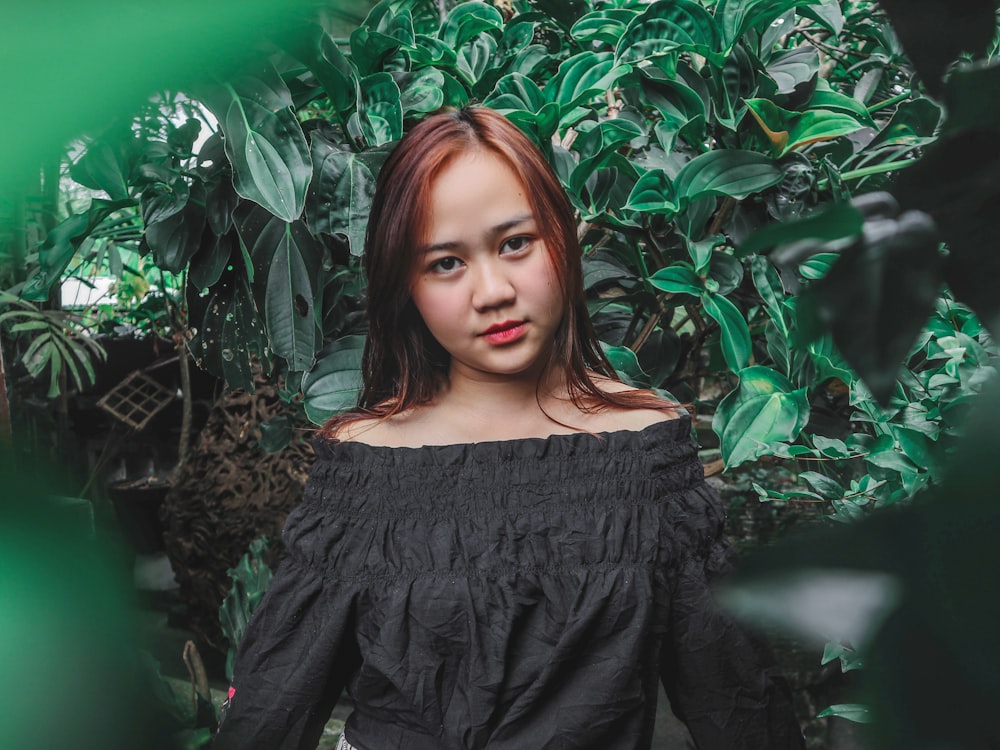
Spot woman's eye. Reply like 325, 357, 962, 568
430, 256, 462, 273
502, 236, 531, 253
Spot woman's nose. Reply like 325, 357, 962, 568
471, 260, 516, 311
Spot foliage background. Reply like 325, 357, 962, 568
3, 0, 1000, 747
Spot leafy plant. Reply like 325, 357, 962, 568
0, 290, 107, 397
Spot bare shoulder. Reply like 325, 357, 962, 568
331, 416, 388, 444
329, 409, 432, 447
580, 375, 684, 433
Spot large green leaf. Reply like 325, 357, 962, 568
397, 67, 446, 116
140, 173, 190, 226
306, 133, 386, 255
350, 2, 415, 75
765, 45, 819, 97
457, 33, 500, 88
866, 98, 943, 150
648, 265, 703, 295
799, 0, 845, 35
624, 170, 678, 215
188, 269, 269, 392
615, 0, 721, 65
265, 222, 319, 371
702, 292, 752, 372
808, 78, 876, 127
69, 134, 133, 201
302, 335, 366, 423
439, 1, 504, 48
746, 98, 867, 157
485, 72, 547, 113
601, 342, 650, 388
544, 52, 631, 114
570, 119, 644, 194
145, 183, 207, 274
712, 42, 758, 130
714, 0, 819, 52
275, 21, 358, 114
673, 149, 784, 205
713, 366, 810, 467
22, 198, 136, 301
200, 65, 312, 222
354, 72, 403, 147
570, 9, 639, 46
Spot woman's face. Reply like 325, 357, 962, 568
409, 149, 564, 384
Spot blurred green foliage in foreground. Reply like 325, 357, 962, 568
0, 0, 315, 193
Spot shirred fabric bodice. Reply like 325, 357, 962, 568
214, 415, 803, 750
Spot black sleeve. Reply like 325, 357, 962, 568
213, 524, 361, 749
659, 483, 805, 750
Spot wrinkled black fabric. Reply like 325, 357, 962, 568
214, 416, 803, 750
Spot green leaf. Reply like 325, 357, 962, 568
738, 201, 864, 257
485, 72, 547, 113
799, 470, 846, 499
356, 72, 403, 148
649, 265, 703, 295
70, 135, 133, 201
302, 335, 366, 423
398, 67, 446, 116
190, 271, 268, 392
350, 3, 415, 75
809, 78, 876, 127
708, 250, 744, 296
457, 33, 499, 88
713, 366, 810, 467
258, 416, 294, 453
439, 1, 504, 48
714, 0, 819, 52
673, 149, 784, 205
200, 65, 312, 222
601, 342, 650, 388
544, 52, 631, 114
712, 42, 757, 130
189, 230, 237, 290
275, 21, 358, 114
799, 0, 845, 35
22, 198, 136, 301
703, 292, 752, 372
624, 170, 678, 215
140, 173, 190, 226
570, 119, 644, 194
145, 184, 207, 274
305, 133, 386, 256
750, 255, 790, 336
570, 9, 639, 45
866, 98, 943, 150
817, 703, 872, 723
615, 0, 721, 65
746, 98, 866, 157
265, 222, 318, 371
766, 45, 819, 97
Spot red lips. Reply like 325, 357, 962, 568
481, 320, 526, 344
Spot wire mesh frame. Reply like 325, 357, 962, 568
97, 370, 175, 431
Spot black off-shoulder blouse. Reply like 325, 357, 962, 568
214, 415, 803, 750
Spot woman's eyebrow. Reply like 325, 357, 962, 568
424, 214, 535, 253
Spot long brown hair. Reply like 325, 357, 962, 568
319, 107, 672, 439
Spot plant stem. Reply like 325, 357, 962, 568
868, 90, 911, 113
817, 157, 919, 188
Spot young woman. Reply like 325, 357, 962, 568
213, 107, 804, 750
